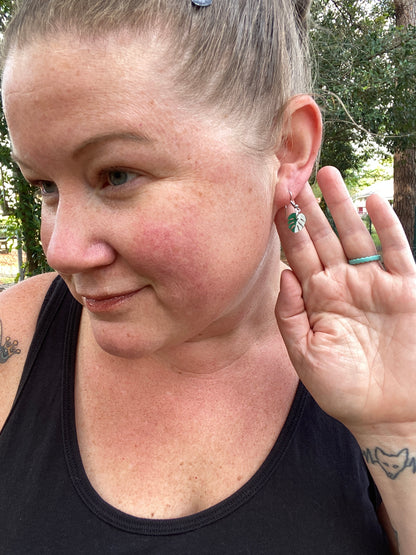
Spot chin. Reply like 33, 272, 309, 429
98, 341, 145, 359
96, 334, 161, 360
89, 320, 176, 360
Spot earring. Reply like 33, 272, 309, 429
287, 192, 306, 233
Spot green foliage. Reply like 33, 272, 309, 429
311, 0, 416, 176
12, 172, 51, 276
0, 145, 51, 277
0, 0, 415, 275
344, 156, 393, 193
0, 0, 51, 277
362, 214, 382, 250
0, 111, 51, 276
0, 0, 13, 30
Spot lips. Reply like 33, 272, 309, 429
82, 289, 142, 312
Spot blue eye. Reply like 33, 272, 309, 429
108, 170, 136, 187
39, 181, 58, 195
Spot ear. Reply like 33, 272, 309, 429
273, 95, 322, 211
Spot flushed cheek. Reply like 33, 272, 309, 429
124, 207, 269, 318
131, 222, 218, 301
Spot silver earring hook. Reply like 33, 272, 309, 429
289, 191, 300, 213
287, 191, 306, 233
192, 0, 212, 6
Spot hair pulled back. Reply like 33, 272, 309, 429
2, 0, 312, 151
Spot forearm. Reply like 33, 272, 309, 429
354, 429, 416, 554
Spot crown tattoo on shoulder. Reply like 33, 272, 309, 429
0, 320, 21, 364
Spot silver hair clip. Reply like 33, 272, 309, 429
192, 0, 212, 6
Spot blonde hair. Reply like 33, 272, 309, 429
2, 0, 312, 151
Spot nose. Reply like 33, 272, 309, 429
41, 197, 116, 275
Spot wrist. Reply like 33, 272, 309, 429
348, 421, 416, 444
350, 427, 416, 483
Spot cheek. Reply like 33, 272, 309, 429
123, 197, 272, 307
39, 212, 53, 252
132, 219, 215, 290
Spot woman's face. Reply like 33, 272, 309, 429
2, 33, 280, 358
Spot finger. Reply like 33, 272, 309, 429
277, 180, 346, 282
276, 201, 323, 284
317, 167, 377, 260
295, 182, 346, 267
276, 268, 309, 366
367, 194, 416, 275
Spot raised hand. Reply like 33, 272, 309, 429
275, 166, 416, 434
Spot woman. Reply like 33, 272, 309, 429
0, 0, 414, 552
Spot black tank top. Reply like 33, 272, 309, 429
0, 277, 390, 554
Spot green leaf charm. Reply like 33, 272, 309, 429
288, 212, 306, 233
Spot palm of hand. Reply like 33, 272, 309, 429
277, 167, 416, 432
301, 266, 416, 426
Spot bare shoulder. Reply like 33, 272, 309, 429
0, 272, 57, 431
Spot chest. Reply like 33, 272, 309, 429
74, 364, 296, 519
0, 377, 390, 554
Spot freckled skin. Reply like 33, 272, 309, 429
2, 32, 281, 360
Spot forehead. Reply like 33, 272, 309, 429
2, 32, 249, 176
2, 32, 170, 109
2, 34, 196, 159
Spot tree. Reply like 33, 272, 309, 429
311, 0, 416, 252
0, 0, 50, 277
393, 0, 416, 252
0, 1, 415, 274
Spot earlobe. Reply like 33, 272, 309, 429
273, 95, 322, 210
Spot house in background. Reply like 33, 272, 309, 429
0, 218, 23, 286
352, 180, 394, 217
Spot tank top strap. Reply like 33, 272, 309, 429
6, 276, 78, 428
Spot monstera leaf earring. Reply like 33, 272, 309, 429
287, 192, 306, 233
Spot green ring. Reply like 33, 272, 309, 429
348, 254, 382, 265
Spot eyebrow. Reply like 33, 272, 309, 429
10, 152, 32, 171
72, 131, 153, 159
10, 151, 22, 165
11, 131, 153, 169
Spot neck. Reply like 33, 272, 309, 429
78, 312, 296, 414
80, 235, 286, 379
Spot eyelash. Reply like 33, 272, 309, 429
31, 180, 57, 197
29, 168, 141, 197
99, 168, 139, 189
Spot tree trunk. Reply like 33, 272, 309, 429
394, 0, 416, 24
394, 149, 416, 250
393, 0, 416, 255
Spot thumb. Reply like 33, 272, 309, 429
276, 269, 310, 363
